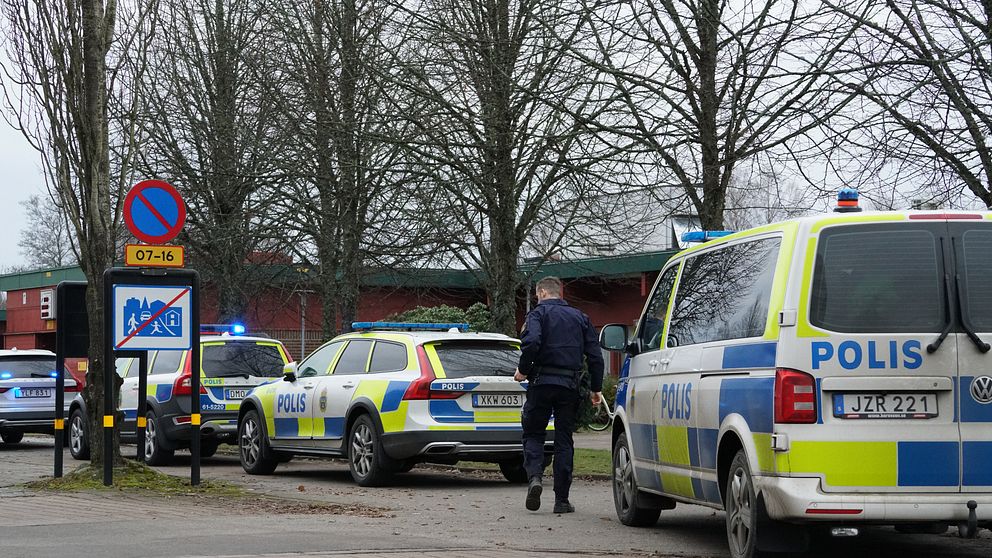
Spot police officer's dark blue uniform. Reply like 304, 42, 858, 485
515, 277, 604, 513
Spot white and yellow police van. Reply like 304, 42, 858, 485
600, 193, 992, 557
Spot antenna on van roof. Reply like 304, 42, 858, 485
834, 188, 862, 213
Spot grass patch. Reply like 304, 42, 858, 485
26, 459, 244, 497
461, 448, 612, 477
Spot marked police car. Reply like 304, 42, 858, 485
69, 325, 290, 464
0, 349, 78, 445
237, 322, 553, 486
600, 195, 992, 557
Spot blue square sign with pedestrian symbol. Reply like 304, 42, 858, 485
113, 285, 192, 350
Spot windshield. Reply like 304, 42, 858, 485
201, 342, 287, 378
433, 342, 519, 379
810, 224, 945, 333
0, 356, 57, 379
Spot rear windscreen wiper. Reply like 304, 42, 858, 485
928, 270, 954, 354
212, 371, 251, 378
955, 274, 991, 353
31, 372, 55, 378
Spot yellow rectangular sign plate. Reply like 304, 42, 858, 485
125, 244, 185, 268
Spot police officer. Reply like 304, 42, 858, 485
514, 276, 604, 513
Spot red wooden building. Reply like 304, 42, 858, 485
0, 251, 674, 376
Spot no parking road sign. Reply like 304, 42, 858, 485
113, 284, 192, 351
123, 179, 186, 245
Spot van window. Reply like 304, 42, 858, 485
432, 342, 518, 378
369, 341, 408, 373
668, 238, 780, 346
810, 227, 942, 333
640, 265, 679, 351
960, 227, 992, 330
299, 341, 343, 378
332, 340, 373, 375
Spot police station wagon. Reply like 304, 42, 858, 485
237, 322, 553, 486
600, 198, 992, 557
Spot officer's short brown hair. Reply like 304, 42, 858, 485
536, 276, 562, 297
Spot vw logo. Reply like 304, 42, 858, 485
971, 376, 992, 404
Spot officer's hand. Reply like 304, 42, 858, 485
590, 391, 603, 406
514, 369, 527, 382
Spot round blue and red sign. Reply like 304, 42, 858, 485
123, 180, 186, 244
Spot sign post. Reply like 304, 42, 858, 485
100, 179, 199, 486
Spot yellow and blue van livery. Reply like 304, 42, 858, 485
237, 323, 553, 486
601, 202, 992, 558
67, 331, 290, 464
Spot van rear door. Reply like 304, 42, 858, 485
950, 220, 992, 492
786, 220, 961, 493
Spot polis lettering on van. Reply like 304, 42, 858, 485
660, 382, 692, 421
277, 392, 307, 414
811, 340, 923, 371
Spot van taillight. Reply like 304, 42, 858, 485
173, 371, 207, 397
403, 345, 462, 400
775, 368, 816, 424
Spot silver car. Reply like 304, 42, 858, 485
0, 349, 78, 445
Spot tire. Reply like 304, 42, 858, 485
239, 410, 278, 475
499, 459, 529, 483
143, 411, 174, 466
725, 450, 759, 558
348, 414, 392, 487
68, 409, 90, 460
0, 431, 24, 444
613, 432, 662, 526
200, 442, 218, 458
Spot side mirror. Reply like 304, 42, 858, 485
283, 362, 298, 382
599, 324, 629, 352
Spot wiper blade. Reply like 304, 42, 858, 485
955, 274, 991, 353
212, 371, 251, 378
31, 372, 54, 378
928, 268, 954, 354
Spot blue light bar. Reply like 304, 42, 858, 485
50, 371, 58, 378
0, 372, 11, 380
681, 230, 735, 243
201, 323, 247, 335
351, 322, 470, 332
231, 323, 246, 335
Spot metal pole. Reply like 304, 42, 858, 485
300, 292, 306, 357
136, 352, 148, 462
102, 270, 115, 486
190, 272, 201, 485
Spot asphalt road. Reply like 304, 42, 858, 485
1, 436, 990, 558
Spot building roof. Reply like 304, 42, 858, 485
0, 251, 676, 293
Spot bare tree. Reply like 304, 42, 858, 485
18, 193, 79, 268
386, 0, 625, 334
137, 0, 287, 323
822, 0, 992, 209
1, 0, 156, 465
582, 0, 861, 229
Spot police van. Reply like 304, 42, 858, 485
599, 194, 992, 557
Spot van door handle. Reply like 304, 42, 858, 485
303, 385, 315, 390
342, 383, 355, 389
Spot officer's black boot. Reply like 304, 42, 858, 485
526, 476, 543, 511
553, 499, 575, 514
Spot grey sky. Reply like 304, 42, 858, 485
0, 123, 44, 270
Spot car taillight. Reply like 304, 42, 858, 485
0, 388, 9, 394
402, 345, 464, 400
65, 382, 81, 393
173, 371, 207, 396
774, 368, 816, 424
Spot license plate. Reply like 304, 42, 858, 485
832, 393, 938, 419
15, 388, 52, 398
472, 393, 524, 408
225, 388, 250, 400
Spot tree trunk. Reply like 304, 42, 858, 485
695, 0, 725, 231
335, 0, 361, 332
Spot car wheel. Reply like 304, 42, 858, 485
200, 442, 218, 459
499, 459, 529, 483
68, 409, 90, 460
239, 410, 277, 475
144, 411, 174, 466
613, 432, 662, 526
725, 449, 758, 558
0, 431, 24, 444
348, 414, 391, 487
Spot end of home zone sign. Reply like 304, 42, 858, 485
113, 284, 192, 351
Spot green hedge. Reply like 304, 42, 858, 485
386, 303, 493, 332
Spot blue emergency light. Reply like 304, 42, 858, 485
201, 323, 247, 335
351, 322, 470, 332
0, 372, 11, 380
681, 230, 735, 243
834, 187, 862, 213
